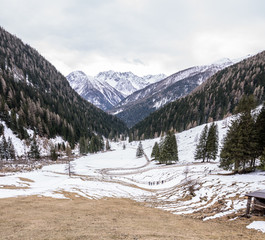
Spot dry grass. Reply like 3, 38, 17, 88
0, 194, 264, 240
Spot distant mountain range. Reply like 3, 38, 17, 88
110, 59, 239, 127
67, 57, 249, 128
66, 70, 166, 110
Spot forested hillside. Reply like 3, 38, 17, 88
112, 61, 234, 128
0, 27, 127, 146
130, 51, 265, 140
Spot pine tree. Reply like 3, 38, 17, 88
29, 135, 40, 160
151, 142, 160, 160
260, 148, 265, 170
256, 106, 265, 157
0, 123, 3, 135
0, 135, 8, 161
220, 119, 243, 171
136, 141, 144, 158
220, 96, 258, 172
7, 137, 16, 160
79, 137, 88, 155
159, 131, 178, 164
205, 123, 219, 162
50, 144, 58, 161
194, 125, 208, 162
0, 136, 4, 160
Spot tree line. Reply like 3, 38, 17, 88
220, 96, 265, 172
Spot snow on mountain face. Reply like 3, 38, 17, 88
110, 59, 238, 128
66, 71, 125, 111
96, 71, 166, 97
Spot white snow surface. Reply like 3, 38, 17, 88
0, 120, 68, 157
246, 221, 265, 233
1, 116, 265, 224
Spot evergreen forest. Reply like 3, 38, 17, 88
0, 27, 128, 148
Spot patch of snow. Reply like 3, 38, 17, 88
246, 221, 265, 233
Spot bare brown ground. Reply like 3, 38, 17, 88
0, 194, 264, 240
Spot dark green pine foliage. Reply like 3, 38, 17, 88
29, 135, 40, 160
136, 141, 144, 158
0, 123, 4, 135
194, 125, 208, 162
0, 27, 127, 146
220, 96, 258, 172
50, 145, 58, 161
260, 148, 265, 170
130, 51, 265, 141
7, 137, 16, 160
79, 137, 89, 155
89, 136, 104, 153
219, 119, 243, 171
205, 123, 219, 162
0, 135, 8, 160
151, 142, 160, 160
255, 105, 265, 157
159, 131, 178, 164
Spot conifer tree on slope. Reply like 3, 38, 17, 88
220, 95, 258, 172
159, 131, 178, 164
7, 137, 16, 160
205, 123, 219, 162
255, 105, 265, 157
136, 141, 144, 158
219, 119, 242, 171
29, 135, 40, 160
194, 125, 208, 162
151, 142, 160, 160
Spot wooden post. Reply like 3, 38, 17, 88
246, 196, 252, 215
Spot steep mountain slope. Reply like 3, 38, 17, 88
66, 71, 124, 110
111, 61, 235, 127
0, 27, 127, 146
130, 51, 265, 140
96, 70, 166, 96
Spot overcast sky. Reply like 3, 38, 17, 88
1, 0, 265, 76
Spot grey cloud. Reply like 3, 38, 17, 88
0, 0, 265, 76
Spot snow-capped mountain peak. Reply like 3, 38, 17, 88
66, 71, 125, 111
96, 70, 166, 97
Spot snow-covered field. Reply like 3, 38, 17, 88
1, 117, 265, 232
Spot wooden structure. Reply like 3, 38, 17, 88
245, 190, 265, 215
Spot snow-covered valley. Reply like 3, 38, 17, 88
1, 117, 264, 231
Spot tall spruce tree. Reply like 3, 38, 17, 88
194, 125, 208, 162
7, 137, 16, 160
50, 144, 58, 161
136, 141, 144, 158
29, 135, 40, 160
256, 105, 265, 157
205, 123, 219, 162
79, 137, 88, 155
219, 119, 242, 171
159, 131, 178, 164
151, 142, 160, 160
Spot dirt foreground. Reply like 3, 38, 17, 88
0, 194, 264, 240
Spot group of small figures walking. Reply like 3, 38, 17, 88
148, 180, 165, 186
